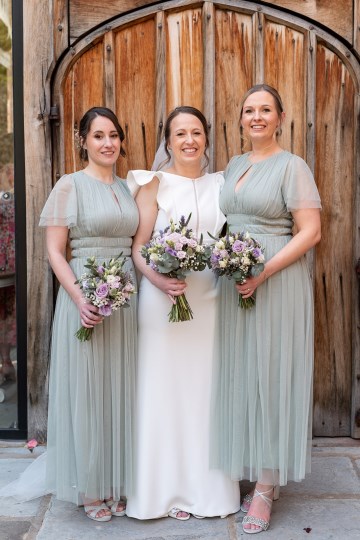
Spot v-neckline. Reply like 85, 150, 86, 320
234, 163, 253, 194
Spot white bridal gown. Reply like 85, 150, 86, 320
126, 170, 240, 519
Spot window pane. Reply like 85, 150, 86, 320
0, 0, 17, 429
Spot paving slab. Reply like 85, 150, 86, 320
0, 459, 42, 517
0, 440, 359, 540
36, 499, 233, 540
233, 499, 360, 540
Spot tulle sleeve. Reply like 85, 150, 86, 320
127, 170, 161, 197
39, 174, 78, 227
282, 155, 322, 211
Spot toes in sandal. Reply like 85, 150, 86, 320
84, 502, 112, 522
168, 507, 190, 521
105, 498, 126, 517
242, 486, 279, 534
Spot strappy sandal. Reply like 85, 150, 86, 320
241, 492, 254, 513
242, 486, 279, 534
168, 507, 190, 521
84, 502, 112, 522
105, 498, 126, 517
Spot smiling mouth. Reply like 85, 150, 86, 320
182, 148, 197, 154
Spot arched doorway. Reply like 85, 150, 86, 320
51, 0, 360, 437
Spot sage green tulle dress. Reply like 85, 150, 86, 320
39, 171, 139, 504
211, 151, 321, 486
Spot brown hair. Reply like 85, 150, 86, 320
79, 107, 126, 161
162, 106, 210, 169
240, 84, 284, 135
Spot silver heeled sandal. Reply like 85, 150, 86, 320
241, 485, 279, 514
241, 492, 254, 513
242, 485, 279, 534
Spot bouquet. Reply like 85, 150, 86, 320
74, 253, 136, 341
141, 214, 208, 322
208, 230, 265, 309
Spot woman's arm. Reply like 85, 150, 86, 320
132, 178, 187, 298
46, 226, 103, 328
238, 208, 321, 298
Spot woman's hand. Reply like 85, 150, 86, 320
150, 273, 187, 303
236, 272, 267, 299
75, 298, 104, 329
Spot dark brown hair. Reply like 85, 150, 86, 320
79, 107, 126, 161
162, 106, 210, 169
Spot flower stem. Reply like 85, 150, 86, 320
75, 327, 94, 341
238, 294, 256, 309
168, 293, 194, 322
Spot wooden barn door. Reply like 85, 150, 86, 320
51, 1, 360, 437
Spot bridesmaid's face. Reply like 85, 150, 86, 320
240, 91, 284, 142
82, 116, 122, 168
167, 113, 206, 167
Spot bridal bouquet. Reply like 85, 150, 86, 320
141, 214, 208, 322
208, 230, 265, 309
75, 253, 136, 341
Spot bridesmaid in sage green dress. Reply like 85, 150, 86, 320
39, 107, 139, 522
211, 85, 321, 534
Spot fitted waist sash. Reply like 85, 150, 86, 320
70, 237, 132, 258
227, 214, 292, 237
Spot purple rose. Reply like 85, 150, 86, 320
95, 283, 109, 299
97, 265, 105, 274
99, 303, 112, 316
252, 248, 262, 258
232, 240, 245, 253
165, 247, 177, 257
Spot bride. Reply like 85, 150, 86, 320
126, 106, 240, 520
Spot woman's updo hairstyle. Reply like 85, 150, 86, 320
78, 106, 126, 161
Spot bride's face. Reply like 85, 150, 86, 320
167, 113, 206, 167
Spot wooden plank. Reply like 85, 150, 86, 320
114, 18, 156, 176
53, 0, 69, 60
305, 30, 316, 173
263, 0, 353, 43
351, 90, 360, 438
155, 11, 166, 150
313, 44, 355, 436
104, 31, 116, 112
254, 10, 264, 84
23, 0, 54, 441
263, 19, 306, 158
355, 0, 360, 54
203, 2, 215, 172
214, 8, 254, 170
166, 8, 204, 113
70, 0, 157, 39
63, 41, 105, 174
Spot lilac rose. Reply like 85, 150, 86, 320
99, 303, 112, 316
95, 283, 109, 299
232, 240, 245, 253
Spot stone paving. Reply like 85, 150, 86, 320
0, 438, 359, 540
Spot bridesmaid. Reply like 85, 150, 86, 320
39, 107, 139, 521
126, 106, 240, 520
211, 85, 321, 534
